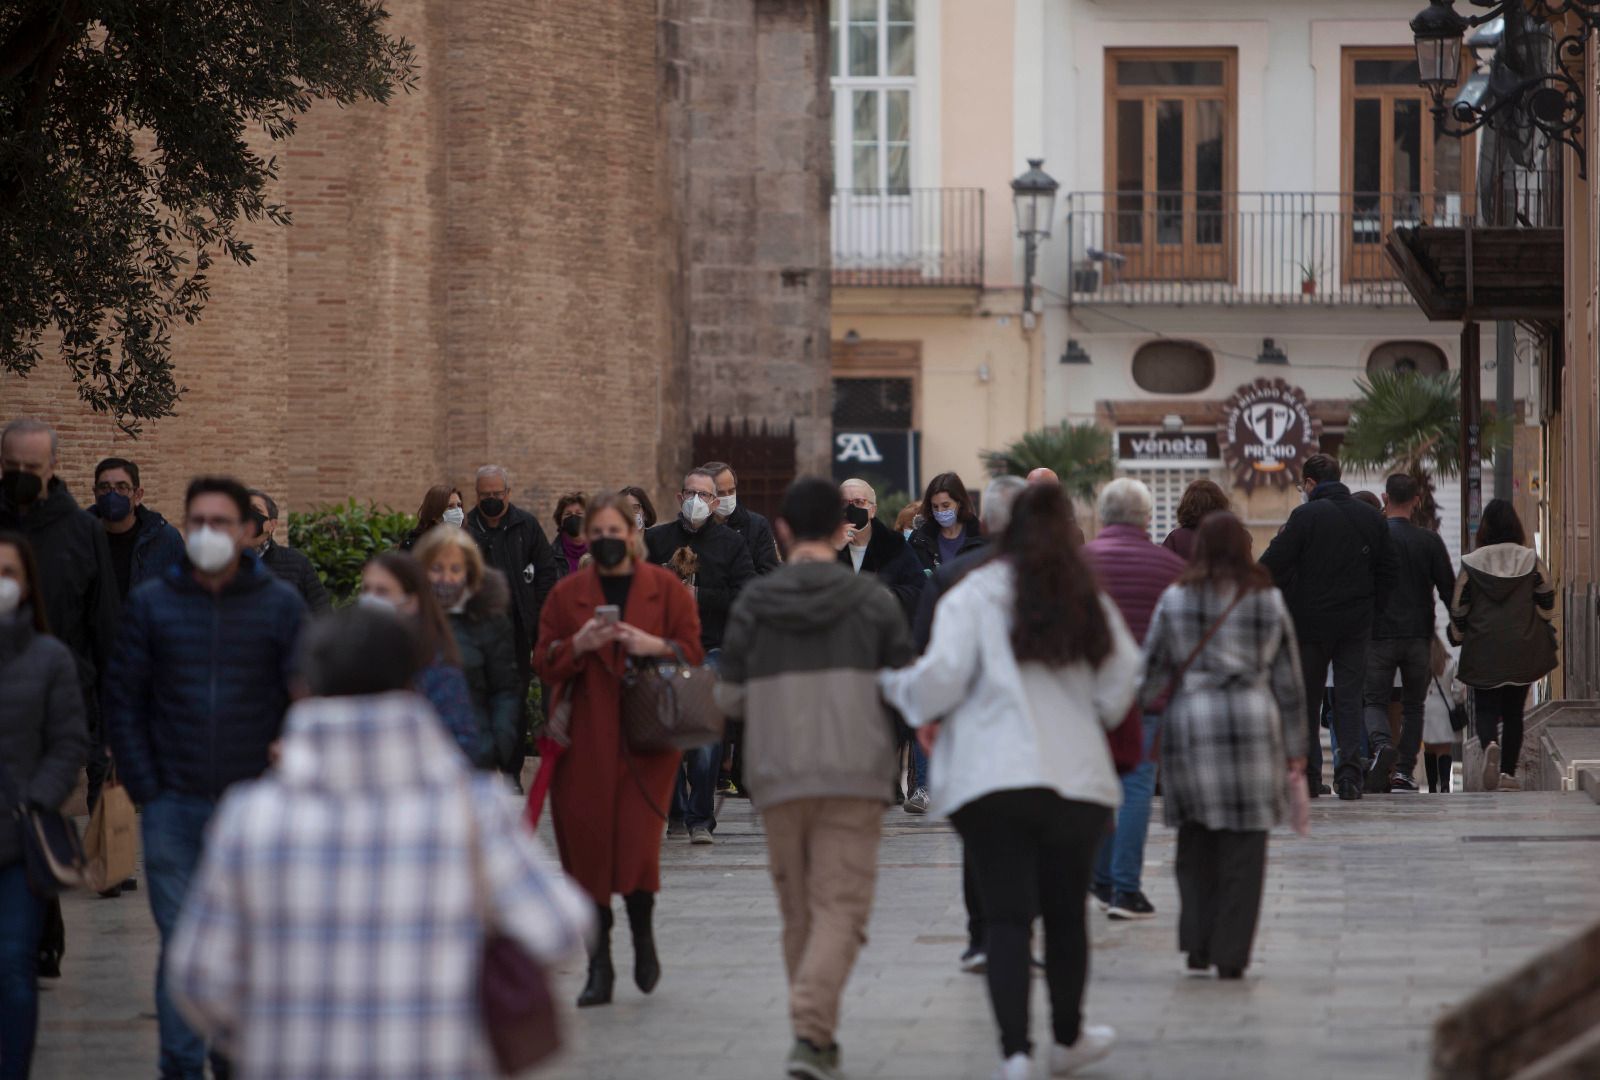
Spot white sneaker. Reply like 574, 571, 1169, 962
903, 787, 931, 815
1498, 772, 1522, 791
1481, 742, 1501, 793
1049, 1024, 1115, 1076
689, 826, 715, 846
993, 1052, 1032, 1080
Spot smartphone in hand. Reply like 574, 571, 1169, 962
595, 605, 621, 625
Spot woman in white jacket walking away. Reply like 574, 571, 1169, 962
881, 484, 1140, 1080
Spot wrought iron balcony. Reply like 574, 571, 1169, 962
831, 187, 985, 288
1063, 178, 1558, 307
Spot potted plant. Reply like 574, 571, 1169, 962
1296, 259, 1320, 296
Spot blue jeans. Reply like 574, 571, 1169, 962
143, 792, 221, 1080
0, 862, 44, 1080
672, 648, 720, 831
1093, 714, 1161, 896
910, 740, 929, 792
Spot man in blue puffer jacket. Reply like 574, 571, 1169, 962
105, 475, 306, 1080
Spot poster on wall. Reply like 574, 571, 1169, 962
1217, 378, 1322, 492
832, 429, 921, 501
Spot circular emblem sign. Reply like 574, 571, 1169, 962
1217, 378, 1322, 492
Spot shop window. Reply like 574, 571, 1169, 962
1131, 340, 1215, 394
1366, 340, 1448, 376
833, 377, 914, 429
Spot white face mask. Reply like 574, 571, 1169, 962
635, 511, 647, 530
682, 497, 712, 528
933, 508, 959, 529
357, 592, 399, 613
0, 576, 20, 617
186, 527, 237, 574
717, 494, 737, 517
441, 507, 465, 527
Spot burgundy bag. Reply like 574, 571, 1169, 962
1107, 707, 1144, 776
464, 786, 561, 1074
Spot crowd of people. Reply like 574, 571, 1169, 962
0, 412, 1559, 1080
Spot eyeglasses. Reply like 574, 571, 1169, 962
93, 482, 134, 495
681, 490, 716, 503
846, 497, 874, 509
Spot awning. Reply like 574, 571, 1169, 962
1384, 225, 1563, 322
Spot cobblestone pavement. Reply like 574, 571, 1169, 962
33, 791, 1600, 1080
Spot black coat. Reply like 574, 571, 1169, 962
87, 504, 187, 599
0, 609, 90, 866
837, 519, 925, 622
257, 539, 332, 614
908, 519, 987, 575
720, 504, 781, 575
1373, 517, 1456, 640
103, 555, 307, 805
911, 547, 998, 652
644, 516, 755, 650
466, 503, 557, 661
0, 478, 120, 688
1259, 482, 1398, 641
446, 569, 522, 771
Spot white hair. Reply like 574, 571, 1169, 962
0, 418, 58, 462
475, 464, 509, 487
840, 477, 877, 504
981, 475, 1027, 533
1098, 477, 1154, 527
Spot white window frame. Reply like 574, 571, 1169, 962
830, 0, 917, 193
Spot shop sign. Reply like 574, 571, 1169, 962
1117, 431, 1220, 462
833, 429, 921, 499
1217, 378, 1322, 492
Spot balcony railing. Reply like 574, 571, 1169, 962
1063, 183, 1558, 307
831, 188, 984, 288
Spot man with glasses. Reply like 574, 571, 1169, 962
105, 476, 307, 1080
91, 457, 186, 602
466, 464, 557, 786
646, 467, 756, 844
245, 488, 331, 614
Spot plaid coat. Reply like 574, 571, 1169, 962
1139, 583, 1306, 831
166, 691, 593, 1080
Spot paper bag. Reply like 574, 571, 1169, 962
84, 778, 138, 892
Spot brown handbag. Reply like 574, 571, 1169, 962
620, 642, 725, 755
463, 785, 561, 1075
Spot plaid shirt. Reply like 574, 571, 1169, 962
167, 691, 593, 1079
1140, 584, 1307, 831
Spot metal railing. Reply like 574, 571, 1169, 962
1063, 182, 1558, 307
831, 188, 984, 287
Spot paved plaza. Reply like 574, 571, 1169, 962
32, 790, 1600, 1080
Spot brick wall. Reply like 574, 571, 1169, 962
1, 0, 831, 526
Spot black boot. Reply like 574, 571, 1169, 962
1424, 753, 1439, 793
577, 903, 614, 1008
625, 891, 661, 994
1438, 754, 1452, 794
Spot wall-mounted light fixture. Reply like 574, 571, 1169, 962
1162, 414, 1184, 433
1258, 338, 1289, 365
1060, 339, 1091, 364
842, 328, 862, 345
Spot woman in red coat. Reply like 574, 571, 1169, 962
533, 492, 703, 1008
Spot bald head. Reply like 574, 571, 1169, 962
1026, 467, 1059, 486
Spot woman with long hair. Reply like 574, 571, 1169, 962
359, 551, 479, 759
882, 484, 1140, 1080
1140, 512, 1306, 981
400, 485, 465, 551
907, 471, 985, 574
1161, 479, 1231, 561
619, 486, 658, 532
533, 492, 703, 1009
0, 532, 89, 1077
552, 492, 588, 579
1449, 499, 1556, 791
414, 528, 522, 773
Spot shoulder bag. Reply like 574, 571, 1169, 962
620, 642, 724, 755
0, 761, 87, 897
463, 783, 561, 1075
1434, 674, 1470, 732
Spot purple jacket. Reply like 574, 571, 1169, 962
1082, 523, 1186, 644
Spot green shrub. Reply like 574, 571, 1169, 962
287, 499, 416, 606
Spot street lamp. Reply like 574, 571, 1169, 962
1409, 0, 1595, 177
1011, 158, 1059, 320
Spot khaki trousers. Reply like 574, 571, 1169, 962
761, 797, 882, 1046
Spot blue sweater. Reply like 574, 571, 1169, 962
105, 555, 307, 805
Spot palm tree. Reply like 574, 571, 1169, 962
983, 422, 1115, 504
1340, 370, 1510, 532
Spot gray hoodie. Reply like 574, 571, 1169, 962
715, 560, 916, 809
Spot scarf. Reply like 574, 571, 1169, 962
558, 533, 589, 573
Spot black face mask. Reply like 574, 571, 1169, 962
0, 471, 42, 508
479, 497, 506, 519
560, 515, 584, 538
590, 536, 629, 569
845, 504, 871, 530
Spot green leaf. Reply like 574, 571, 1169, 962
982, 423, 1116, 504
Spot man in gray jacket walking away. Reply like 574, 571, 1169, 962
716, 476, 916, 1080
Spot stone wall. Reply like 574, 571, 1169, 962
1, 0, 833, 525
